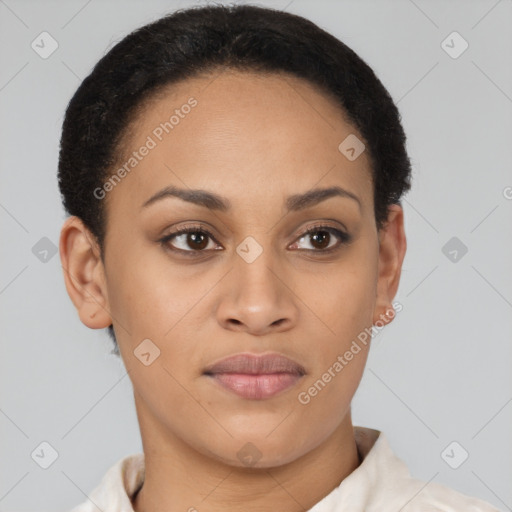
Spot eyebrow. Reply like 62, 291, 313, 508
141, 184, 361, 212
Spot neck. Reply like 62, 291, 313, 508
132, 395, 361, 512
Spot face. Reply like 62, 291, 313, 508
61, 69, 405, 469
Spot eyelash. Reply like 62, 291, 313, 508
158, 223, 352, 257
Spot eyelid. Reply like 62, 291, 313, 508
295, 221, 347, 239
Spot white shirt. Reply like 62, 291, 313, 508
69, 426, 500, 511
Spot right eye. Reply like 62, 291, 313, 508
158, 224, 223, 255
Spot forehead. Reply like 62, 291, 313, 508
106, 69, 373, 217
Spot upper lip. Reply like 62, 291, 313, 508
203, 352, 306, 376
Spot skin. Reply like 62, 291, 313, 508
60, 69, 406, 512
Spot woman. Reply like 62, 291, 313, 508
58, 4, 499, 511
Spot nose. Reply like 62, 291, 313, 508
215, 250, 299, 336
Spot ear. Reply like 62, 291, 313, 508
372, 204, 407, 326
59, 216, 112, 329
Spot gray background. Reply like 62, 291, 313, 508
1, 0, 511, 510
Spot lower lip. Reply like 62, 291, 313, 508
207, 372, 303, 400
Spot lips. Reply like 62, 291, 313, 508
203, 353, 306, 376
203, 353, 306, 400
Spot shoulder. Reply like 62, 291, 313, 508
364, 431, 500, 512
330, 427, 502, 512
67, 452, 144, 512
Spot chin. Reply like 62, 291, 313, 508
205, 429, 311, 469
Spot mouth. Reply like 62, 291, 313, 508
203, 352, 306, 400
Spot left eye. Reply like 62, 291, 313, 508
291, 226, 350, 252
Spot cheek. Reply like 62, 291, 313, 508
295, 251, 377, 347
292, 247, 377, 410
104, 242, 212, 379
294, 273, 373, 434
104, 235, 185, 335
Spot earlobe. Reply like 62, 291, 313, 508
372, 204, 407, 326
59, 216, 112, 329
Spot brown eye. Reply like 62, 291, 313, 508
159, 226, 220, 254
292, 226, 351, 252
183, 232, 209, 250
309, 230, 331, 250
